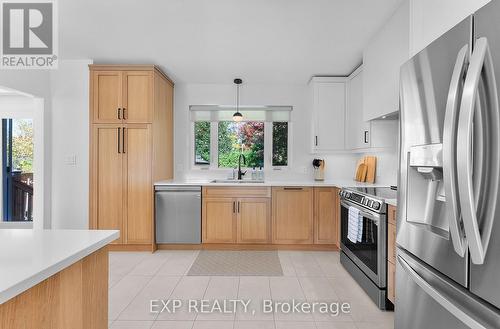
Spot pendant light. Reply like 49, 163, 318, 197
233, 78, 243, 122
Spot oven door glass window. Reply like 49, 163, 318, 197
341, 204, 378, 275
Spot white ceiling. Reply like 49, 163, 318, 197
60, 0, 403, 84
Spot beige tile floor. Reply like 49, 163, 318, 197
108, 250, 394, 329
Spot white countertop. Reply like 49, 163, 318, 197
385, 198, 398, 207
0, 229, 119, 304
154, 178, 391, 189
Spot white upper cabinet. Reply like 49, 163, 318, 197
409, 0, 490, 56
310, 77, 346, 152
345, 67, 370, 149
363, 0, 410, 121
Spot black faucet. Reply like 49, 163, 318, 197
237, 154, 247, 180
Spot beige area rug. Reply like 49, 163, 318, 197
187, 251, 283, 276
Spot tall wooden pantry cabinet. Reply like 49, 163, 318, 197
89, 65, 173, 251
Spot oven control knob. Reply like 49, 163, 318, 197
345, 192, 351, 198
363, 199, 369, 205
373, 201, 380, 210
368, 200, 374, 207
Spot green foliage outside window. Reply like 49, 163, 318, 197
12, 119, 34, 173
272, 122, 288, 166
194, 120, 288, 168
218, 121, 264, 168
194, 121, 210, 164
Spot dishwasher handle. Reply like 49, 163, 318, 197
155, 185, 202, 192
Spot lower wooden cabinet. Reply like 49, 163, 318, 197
272, 187, 314, 244
237, 198, 271, 243
202, 190, 271, 244
314, 187, 339, 244
202, 186, 339, 247
202, 198, 236, 243
124, 125, 152, 244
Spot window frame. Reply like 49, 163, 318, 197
191, 121, 291, 171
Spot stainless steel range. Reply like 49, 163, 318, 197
339, 186, 397, 310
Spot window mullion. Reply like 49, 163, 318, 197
210, 121, 218, 169
264, 122, 272, 169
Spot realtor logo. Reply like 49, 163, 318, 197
0, 0, 58, 69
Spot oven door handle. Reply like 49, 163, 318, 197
340, 200, 381, 223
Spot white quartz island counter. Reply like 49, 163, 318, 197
0, 229, 118, 305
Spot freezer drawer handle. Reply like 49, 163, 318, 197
457, 37, 500, 265
443, 44, 469, 257
397, 255, 486, 329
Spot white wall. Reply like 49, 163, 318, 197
174, 82, 399, 183
410, 0, 490, 56
50, 60, 92, 229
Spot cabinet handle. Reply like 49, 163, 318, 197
315, 135, 318, 146
122, 127, 126, 153
237, 201, 240, 213
123, 107, 127, 120
233, 201, 236, 213
364, 130, 369, 144
118, 108, 121, 120
117, 128, 121, 153
284, 187, 304, 191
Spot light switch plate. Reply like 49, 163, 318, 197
65, 155, 76, 166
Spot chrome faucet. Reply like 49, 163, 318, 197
237, 154, 247, 180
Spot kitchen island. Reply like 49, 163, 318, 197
0, 229, 119, 329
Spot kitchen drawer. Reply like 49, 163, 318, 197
388, 261, 396, 303
203, 186, 271, 198
388, 205, 397, 226
388, 223, 396, 264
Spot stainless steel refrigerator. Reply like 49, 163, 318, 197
397, 1, 500, 327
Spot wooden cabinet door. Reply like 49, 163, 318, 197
124, 125, 152, 244
346, 69, 371, 149
92, 125, 123, 243
272, 187, 314, 244
314, 187, 338, 244
122, 71, 153, 123
237, 198, 271, 244
92, 71, 122, 123
313, 81, 346, 151
202, 198, 236, 243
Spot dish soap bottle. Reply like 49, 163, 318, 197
251, 167, 257, 180
257, 166, 264, 180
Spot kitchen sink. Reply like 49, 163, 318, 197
210, 179, 265, 184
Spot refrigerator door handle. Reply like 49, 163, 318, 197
443, 44, 469, 257
457, 37, 500, 265
398, 255, 487, 329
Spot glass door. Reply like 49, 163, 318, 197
1, 118, 34, 222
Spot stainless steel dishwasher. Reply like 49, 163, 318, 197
154, 185, 201, 244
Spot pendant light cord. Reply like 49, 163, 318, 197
236, 83, 240, 113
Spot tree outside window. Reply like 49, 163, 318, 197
218, 121, 264, 168
193, 120, 288, 168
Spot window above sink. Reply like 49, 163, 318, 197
191, 105, 292, 170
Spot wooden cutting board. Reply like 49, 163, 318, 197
355, 163, 368, 182
354, 158, 364, 181
364, 156, 377, 183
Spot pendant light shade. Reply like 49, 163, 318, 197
233, 78, 243, 122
